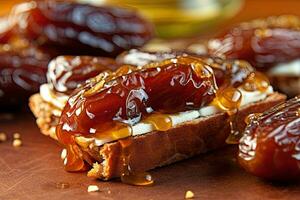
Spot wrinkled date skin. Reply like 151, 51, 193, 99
209, 15, 300, 71
239, 96, 300, 181
57, 56, 220, 140
48, 56, 120, 94
13, 0, 154, 57
0, 40, 53, 109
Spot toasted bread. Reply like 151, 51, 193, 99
82, 93, 286, 179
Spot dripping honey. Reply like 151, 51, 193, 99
119, 139, 154, 186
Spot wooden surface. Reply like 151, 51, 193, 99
0, 113, 299, 200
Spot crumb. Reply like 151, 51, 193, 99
13, 139, 22, 147
87, 185, 100, 193
185, 191, 194, 199
107, 190, 111, 194
0, 132, 7, 142
61, 149, 67, 160
13, 133, 21, 139
87, 162, 103, 178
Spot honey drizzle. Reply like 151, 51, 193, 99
213, 86, 243, 144
120, 139, 154, 186
143, 113, 173, 131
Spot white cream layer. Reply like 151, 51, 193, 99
40, 83, 273, 147
268, 59, 300, 76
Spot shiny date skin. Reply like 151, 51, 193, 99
47, 56, 120, 94
12, 0, 154, 57
57, 55, 254, 142
118, 49, 254, 87
239, 96, 300, 181
0, 40, 53, 109
57, 56, 218, 141
209, 15, 300, 71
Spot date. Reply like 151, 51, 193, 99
118, 49, 254, 87
0, 38, 53, 109
47, 56, 120, 94
239, 96, 300, 181
57, 56, 218, 141
209, 15, 300, 71
12, 0, 154, 57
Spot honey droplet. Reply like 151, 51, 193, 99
226, 121, 243, 144
56, 182, 70, 189
215, 87, 242, 111
143, 113, 172, 131
121, 172, 154, 186
93, 123, 132, 141
244, 113, 262, 125
242, 72, 270, 92
119, 138, 154, 186
64, 145, 86, 172
115, 65, 136, 76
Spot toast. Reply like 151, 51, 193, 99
30, 91, 286, 179
84, 93, 286, 179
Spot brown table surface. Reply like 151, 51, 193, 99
0, 113, 299, 200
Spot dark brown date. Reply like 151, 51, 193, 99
0, 39, 53, 109
239, 96, 300, 181
209, 15, 300, 71
118, 49, 254, 87
11, 0, 154, 57
57, 56, 218, 142
47, 56, 120, 94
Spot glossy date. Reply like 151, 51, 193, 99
239, 96, 300, 181
209, 15, 300, 71
48, 56, 120, 94
12, 0, 154, 57
57, 56, 218, 141
0, 39, 52, 109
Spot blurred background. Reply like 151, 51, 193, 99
1, 0, 300, 38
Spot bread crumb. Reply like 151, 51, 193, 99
61, 149, 67, 160
13, 133, 21, 139
87, 162, 103, 178
13, 139, 22, 147
0, 132, 7, 142
185, 191, 194, 199
87, 185, 100, 193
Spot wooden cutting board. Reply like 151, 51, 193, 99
0, 113, 299, 200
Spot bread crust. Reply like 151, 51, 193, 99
87, 93, 286, 179
29, 94, 59, 140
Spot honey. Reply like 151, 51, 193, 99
121, 171, 154, 186
215, 86, 242, 111
119, 139, 154, 186
143, 113, 172, 131
242, 72, 270, 92
244, 113, 262, 125
64, 145, 86, 172
214, 86, 242, 144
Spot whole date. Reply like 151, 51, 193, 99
239, 96, 300, 181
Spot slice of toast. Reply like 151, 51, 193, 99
29, 92, 286, 179
82, 93, 286, 180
